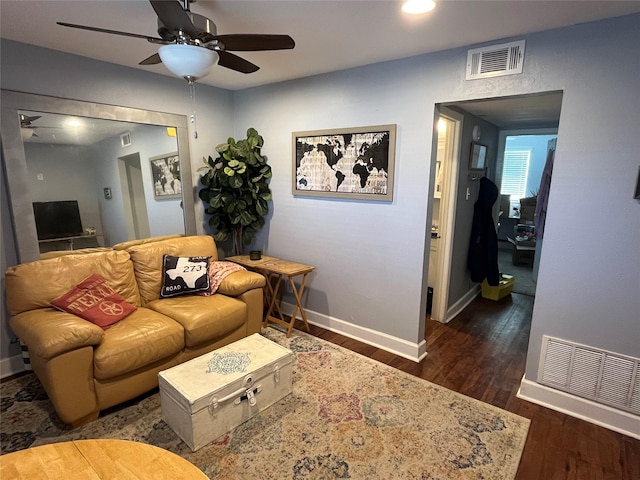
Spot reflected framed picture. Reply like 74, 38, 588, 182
292, 124, 396, 201
150, 152, 181, 199
469, 142, 487, 170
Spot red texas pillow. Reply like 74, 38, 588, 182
51, 274, 136, 329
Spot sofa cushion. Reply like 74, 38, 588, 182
112, 234, 185, 251
10, 309, 105, 359
51, 274, 137, 329
125, 236, 218, 305
5, 250, 141, 316
39, 247, 113, 260
160, 255, 211, 298
147, 295, 247, 348
217, 270, 267, 297
93, 307, 184, 380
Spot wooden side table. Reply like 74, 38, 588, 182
227, 255, 314, 337
0, 439, 208, 479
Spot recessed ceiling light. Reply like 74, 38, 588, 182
65, 118, 83, 127
402, 0, 436, 15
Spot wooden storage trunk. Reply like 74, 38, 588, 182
158, 333, 294, 451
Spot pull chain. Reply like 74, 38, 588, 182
189, 79, 198, 139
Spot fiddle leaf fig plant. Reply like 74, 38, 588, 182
198, 128, 272, 255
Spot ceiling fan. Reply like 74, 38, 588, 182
57, 0, 295, 83
20, 114, 42, 137
19, 114, 65, 140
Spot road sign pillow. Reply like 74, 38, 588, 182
51, 273, 136, 329
160, 255, 211, 298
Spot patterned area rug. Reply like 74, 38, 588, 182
1, 328, 530, 479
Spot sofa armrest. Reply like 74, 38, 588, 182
10, 309, 104, 359
218, 270, 266, 297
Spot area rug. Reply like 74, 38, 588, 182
1, 328, 530, 479
498, 246, 537, 297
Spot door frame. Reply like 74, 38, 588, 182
118, 153, 151, 240
430, 106, 464, 323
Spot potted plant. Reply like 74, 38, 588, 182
198, 128, 273, 255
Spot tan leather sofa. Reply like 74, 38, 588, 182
5, 235, 265, 427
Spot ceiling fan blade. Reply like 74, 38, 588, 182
19, 114, 41, 125
206, 34, 295, 51
149, 0, 200, 39
139, 53, 162, 65
57, 22, 164, 43
217, 51, 259, 74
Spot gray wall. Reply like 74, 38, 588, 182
447, 111, 500, 310
25, 143, 103, 243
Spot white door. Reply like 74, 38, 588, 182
430, 107, 463, 323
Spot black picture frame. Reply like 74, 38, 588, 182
150, 152, 181, 199
469, 142, 487, 170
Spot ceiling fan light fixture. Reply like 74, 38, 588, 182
21, 128, 34, 140
158, 44, 219, 82
402, 0, 436, 15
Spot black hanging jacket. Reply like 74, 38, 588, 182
467, 177, 500, 286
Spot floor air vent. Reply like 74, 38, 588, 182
539, 335, 640, 415
466, 40, 525, 80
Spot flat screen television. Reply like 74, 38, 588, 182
32, 200, 83, 240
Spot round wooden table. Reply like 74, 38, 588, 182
0, 439, 208, 479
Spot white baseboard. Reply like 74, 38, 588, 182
0, 354, 26, 380
280, 302, 427, 362
517, 376, 640, 440
444, 285, 480, 323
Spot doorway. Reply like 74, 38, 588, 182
426, 91, 563, 325
495, 131, 558, 296
429, 107, 463, 323
118, 153, 151, 240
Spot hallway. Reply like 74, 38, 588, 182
498, 240, 536, 296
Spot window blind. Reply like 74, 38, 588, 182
501, 149, 531, 197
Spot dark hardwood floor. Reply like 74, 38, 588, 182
295, 293, 640, 480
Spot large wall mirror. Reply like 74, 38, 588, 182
1, 90, 196, 263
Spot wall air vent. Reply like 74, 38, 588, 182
120, 132, 132, 147
538, 335, 640, 415
466, 40, 525, 80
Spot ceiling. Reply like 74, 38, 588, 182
3, 2, 637, 134
18, 110, 143, 146
1, 0, 639, 92
450, 91, 564, 129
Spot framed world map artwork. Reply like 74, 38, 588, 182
292, 124, 396, 201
